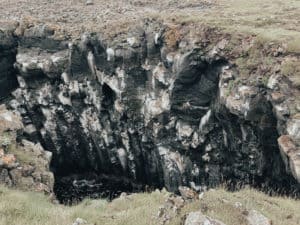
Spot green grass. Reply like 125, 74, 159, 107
1, 186, 300, 225
183, 188, 300, 225
0, 186, 166, 225
164, 0, 300, 49
170, 188, 300, 225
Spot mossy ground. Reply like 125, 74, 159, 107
167, 0, 300, 50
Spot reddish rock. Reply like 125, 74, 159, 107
178, 186, 199, 200
1, 154, 17, 169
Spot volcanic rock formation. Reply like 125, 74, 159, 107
0, 21, 299, 202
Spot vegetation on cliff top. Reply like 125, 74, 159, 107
165, 0, 300, 51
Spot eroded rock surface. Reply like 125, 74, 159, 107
0, 106, 53, 193
0, 20, 300, 202
184, 211, 226, 225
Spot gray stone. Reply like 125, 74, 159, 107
72, 218, 88, 225
287, 118, 300, 144
278, 135, 300, 183
86, 0, 93, 6
184, 211, 226, 225
246, 210, 272, 225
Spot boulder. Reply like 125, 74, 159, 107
72, 218, 88, 225
0, 153, 18, 169
178, 186, 199, 201
184, 211, 226, 225
246, 210, 272, 225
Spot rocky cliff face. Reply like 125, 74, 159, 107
0, 105, 53, 193
1, 21, 299, 202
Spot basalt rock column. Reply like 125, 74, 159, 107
1, 22, 299, 202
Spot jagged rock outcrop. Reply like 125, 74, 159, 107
0, 105, 54, 193
0, 22, 18, 99
0, 20, 299, 202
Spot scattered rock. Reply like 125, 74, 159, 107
157, 195, 186, 224
72, 218, 88, 225
85, 0, 93, 6
119, 192, 132, 200
184, 211, 226, 225
157, 206, 166, 218
0, 153, 17, 169
234, 202, 243, 209
198, 192, 204, 199
246, 210, 272, 225
165, 195, 185, 212
178, 186, 199, 201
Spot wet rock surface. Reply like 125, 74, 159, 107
0, 20, 300, 202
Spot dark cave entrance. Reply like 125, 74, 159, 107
50, 83, 150, 204
49, 57, 232, 204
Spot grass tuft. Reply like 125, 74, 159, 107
1, 185, 300, 225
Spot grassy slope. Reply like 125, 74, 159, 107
0, 185, 165, 225
178, 188, 300, 225
165, 0, 300, 51
1, 185, 300, 225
